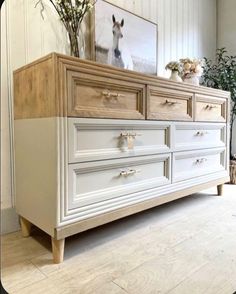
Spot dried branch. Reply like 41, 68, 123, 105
35, 0, 96, 57
35, 0, 45, 20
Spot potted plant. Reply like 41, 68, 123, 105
201, 48, 236, 183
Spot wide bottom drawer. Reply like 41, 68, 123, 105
68, 154, 171, 210
173, 148, 226, 182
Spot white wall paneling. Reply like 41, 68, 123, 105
1, 2, 13, 209
1, 0, 218, 233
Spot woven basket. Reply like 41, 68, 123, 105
230, 160, 236, 184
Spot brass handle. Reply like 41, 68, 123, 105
120, 132, 142, 138
196, 158, 208, 164
120, 169, 141, 176
102, 91, 125, 99
165, 99, 181, 105
196, 131, 209, 136
206, 104, 217, 110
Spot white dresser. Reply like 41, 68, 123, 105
14, 53, 230, 263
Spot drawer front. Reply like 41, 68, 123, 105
68, 118, 170, 163
147, 86, 193, 121
174, 123, 226, 151
67, 70, 145, 119
195, 95, 227, 122
68, 154, 171, 210
173, 148, 226, 182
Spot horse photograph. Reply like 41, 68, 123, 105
94, 0, 157, 75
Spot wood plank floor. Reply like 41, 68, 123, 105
2, 185, 236, 294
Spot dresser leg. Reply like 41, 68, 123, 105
217, 184, 224, 196
51, 237, 65, 264
20, 216, 32, 237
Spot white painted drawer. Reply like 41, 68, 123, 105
68, 154, 171, 210
68, 118, 170, 163
174, 123, 226, 151
173, 148, 226, 182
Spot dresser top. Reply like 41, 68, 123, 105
14, 52, 230, 99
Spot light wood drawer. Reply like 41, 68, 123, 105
195, 95, 227, 122
68, 154, 171, 210
67, 70, 145, 119
173, 148, 226, 182
174, 123, 226, 151
147, 86, 193, 121
68, 118, 170, 163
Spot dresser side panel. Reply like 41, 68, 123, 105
13, 55, 57, 119
14, 118, 58, 236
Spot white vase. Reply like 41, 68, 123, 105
183, 74, 200, 86
169, 70, 182, 82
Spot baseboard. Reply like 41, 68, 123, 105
1, 207, 20, 234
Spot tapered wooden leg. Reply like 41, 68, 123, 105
51, 237, 65, 264
217, 184, 224, 196
20, 216, 32, 237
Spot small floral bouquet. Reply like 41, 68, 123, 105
165, 61, 182, 73
179, 58, 204, 79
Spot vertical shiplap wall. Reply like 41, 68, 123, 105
1, 2, 13, 209
1, 0, 217, 213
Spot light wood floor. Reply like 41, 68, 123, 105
1, 185, 236, 294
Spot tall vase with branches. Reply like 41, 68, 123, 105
36, 0, 95, 57
201, 48, 236, 160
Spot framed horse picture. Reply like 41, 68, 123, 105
92, 0, 158, 75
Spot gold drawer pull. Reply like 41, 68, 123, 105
206, 104, 217, 110
102, 91, 125, 99
120, 132, 142, 150
120, 132, 142, 138
165, 99, 181, 105
120, 169, 141, 176
196, 158, 208, 164
196, 131, 209, 136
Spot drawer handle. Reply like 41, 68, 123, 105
196, 131, 209, 136
102, 91, 125, 99
120, 169, 141, 176
165, 99, 181, 105
120, 132, 142, 138
206, 104, 217, 110
196, 158, 208, 164
120, 132, 142, 150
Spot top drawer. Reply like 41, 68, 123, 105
147, 86, 193, 121
195, 95, 227, 122
67, 70, 145, 119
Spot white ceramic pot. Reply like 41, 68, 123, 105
183, 74, 200, 86
169, 70, 182, 82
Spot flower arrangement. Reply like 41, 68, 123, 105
165, 61, 182, 73
179, 58, 204, 79
36, 0, 95, 57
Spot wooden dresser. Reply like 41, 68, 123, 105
14, 53, 230, 263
